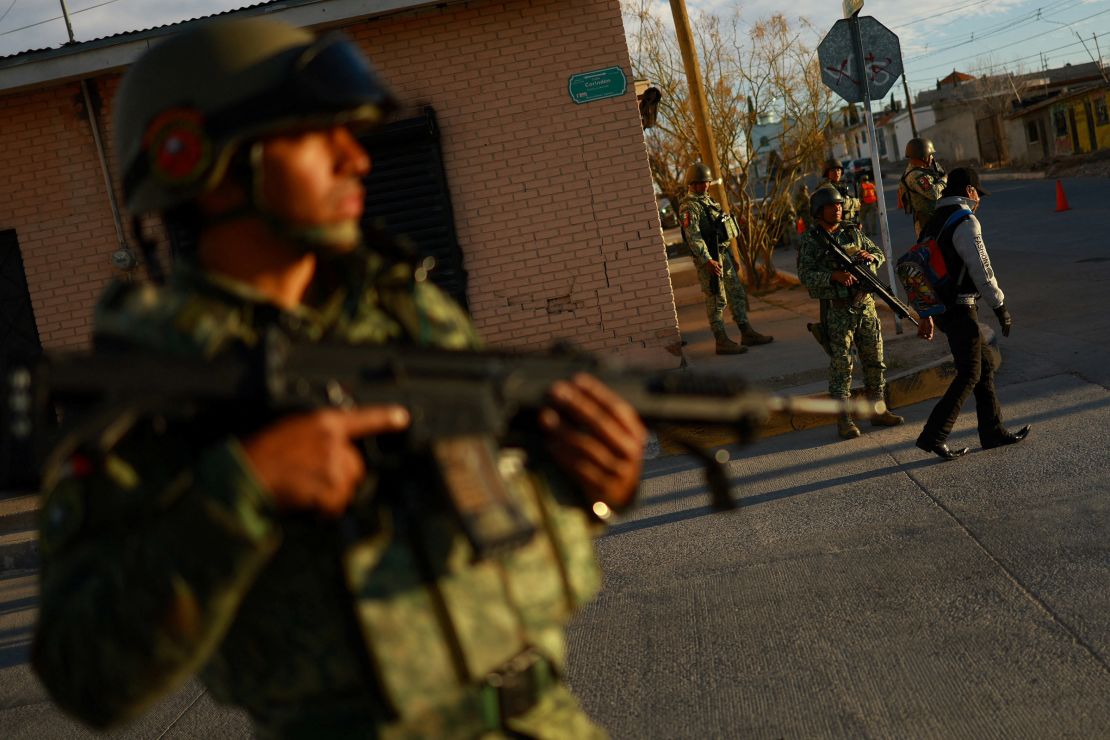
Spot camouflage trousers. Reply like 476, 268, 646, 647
825, 298, 886, 399
696, 253, 748, 332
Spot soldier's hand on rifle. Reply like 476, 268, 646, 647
243, 406, 411, 517
831, 270, 856, 287
917, 316, 935, 341
540, 374, 647, 511
707, 259, 723, 277
855, 250, 876, 263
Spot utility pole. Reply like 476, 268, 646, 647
58, 0, 76, 44
668, 0, 741, 269
900, 45, 918, 138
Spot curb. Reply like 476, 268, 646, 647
658, 323, 999, 455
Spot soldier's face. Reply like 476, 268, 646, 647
828, 168, 842, 182
819, 203, 842, 226
690, 181, 710, 194
257, 125, 371, 250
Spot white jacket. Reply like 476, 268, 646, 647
935, 196, 1005, 309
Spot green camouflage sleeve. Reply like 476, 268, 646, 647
797, 232, 833, 296
33, 426, 280, 729
679, 200, 712, 266
859, 231, 885, 270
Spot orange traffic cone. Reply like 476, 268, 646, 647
1055, 179, 1071, 212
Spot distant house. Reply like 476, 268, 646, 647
1006, 79, 1110, 164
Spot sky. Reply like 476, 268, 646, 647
0, 0, 1107, 104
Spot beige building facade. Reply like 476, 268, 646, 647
0, 0, 681, 363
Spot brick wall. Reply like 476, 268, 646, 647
0, 81, 121, 349
0, 0, 681, 361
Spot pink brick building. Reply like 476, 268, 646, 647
0, 0, 680, 363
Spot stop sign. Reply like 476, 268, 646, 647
818, 17, 903, 103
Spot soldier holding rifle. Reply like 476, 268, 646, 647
32, 18, 645, 738
797, 187, 905, 440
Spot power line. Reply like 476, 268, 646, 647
0, 0, 18, 28
0, 0, 123, 38
907, 7, 1110, 74
892, 0, 995, 31
905, 29, 1110, 86
904, 0, 1090, 63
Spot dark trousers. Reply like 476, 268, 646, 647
919, 305, 1004, 446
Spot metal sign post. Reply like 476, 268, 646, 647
819, 15, 906, 333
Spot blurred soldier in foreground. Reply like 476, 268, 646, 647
32, 18, 645, 738
898, 137, 946, 236
679, 162, 773, 354
820, 158, 859, 224
914, 167, 1030, 460
797, 188, 904, 439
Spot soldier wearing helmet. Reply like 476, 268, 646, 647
32, 17, 645, 737
796, 186, 904, 439
678, 162, 773, 353
821, 157, 861, 224
898, 137, 947, 235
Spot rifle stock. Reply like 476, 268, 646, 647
2, 334, 880, 557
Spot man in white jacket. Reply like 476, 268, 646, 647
914, 167, 1030, 460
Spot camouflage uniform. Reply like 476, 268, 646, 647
796, 225, 887, 400
33, 248, 608, 739
900, 164, 946, 235
823, 180, 861, 225
679, 191, 748, 331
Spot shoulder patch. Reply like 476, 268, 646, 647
917, 174, 932, 190
682, 211, 691, 229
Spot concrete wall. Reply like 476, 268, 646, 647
921, 107, 980, 165
0, 0, 681, 360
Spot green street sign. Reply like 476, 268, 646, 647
568, 67, 627, 104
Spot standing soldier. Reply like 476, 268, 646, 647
679, 162, 773, 354
821, 158, 860, 224
797, 187, 904, 439
898, 137, 947, 236
32, 17, 646, 737
858, 174, 879, 242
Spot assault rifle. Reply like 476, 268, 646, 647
820, 231, 919, 326
2, 334, 879, 559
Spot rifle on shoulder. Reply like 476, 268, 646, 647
2, 334, 880, 558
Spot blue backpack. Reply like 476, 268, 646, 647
896, 210, 972, 317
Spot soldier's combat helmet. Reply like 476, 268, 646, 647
904, 137, 935, 162
115, 17, 396, 216
684, 162, 713, 186
822, 158, 843, 177
809, 185, 844, 218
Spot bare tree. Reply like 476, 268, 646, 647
966, 59, 1034, 165
623, 2, 834, 290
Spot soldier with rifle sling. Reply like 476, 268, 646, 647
797, 187, 906, 440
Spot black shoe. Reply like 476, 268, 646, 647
916, 439, 970, 461
981, 425, 1031, 449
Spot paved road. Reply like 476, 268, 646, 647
565, 176, 1110, 737
1, 177, 1107, 737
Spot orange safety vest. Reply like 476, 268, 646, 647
861, 181, 878, 205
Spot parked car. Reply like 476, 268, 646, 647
849, 157, 874, 184
657, 195, 679, 228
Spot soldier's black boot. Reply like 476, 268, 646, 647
713, 330, 747, 355
739, 322, 773, 346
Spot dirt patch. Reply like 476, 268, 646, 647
1043, 148, 1110, 178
